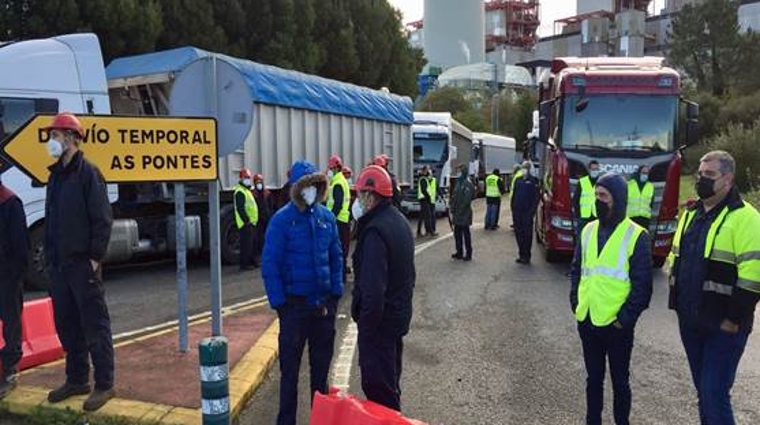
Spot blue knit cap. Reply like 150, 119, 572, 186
288, 160, 318, 185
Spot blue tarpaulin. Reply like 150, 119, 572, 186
106, 47, 414, 125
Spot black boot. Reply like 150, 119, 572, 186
47, 382, 91, 403
0, 370, 19, 400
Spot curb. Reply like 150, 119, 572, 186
0, 319, 280, 425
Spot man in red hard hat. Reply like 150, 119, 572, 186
234, 168, 259, 270
326, 155, 351, 279
350, 165, 415, 411
42, 113, 115, 411
251, 173, 272, 263
372, 154, 402, 210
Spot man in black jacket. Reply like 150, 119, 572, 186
42, 113, 115, 412
351, 165, 415, 411
0, 174, 29, 400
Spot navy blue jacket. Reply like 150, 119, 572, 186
352, 201, 415, 336
262, 166, 343, 309
0, 185, 29, 284
569, 174, 653, 329
511, 174, 540, 216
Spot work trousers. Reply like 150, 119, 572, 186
514, 213, 535, 260
417, 200, 436, 235
0, 275, 23, 376
49, 260, 114, 390
239, 224, 256, 268
454, 225, 472, 258
337, 221, 351, 275
277, 302, 336, 425
485, 199, 501, 229
578, 319, 634, 425
679, 319, 750, 425
358, 329, 404, 411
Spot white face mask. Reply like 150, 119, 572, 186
351, 198, 364, 220
301, 186, 318, 206
47, 138, 65, 158
242, 178, 252, 187
327, 170, 334, 179
255, 183, 264, 191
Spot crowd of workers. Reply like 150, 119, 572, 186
1, 113, 759, 425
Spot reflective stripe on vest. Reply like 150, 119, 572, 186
579, 176, 597, 219
510, 169, 524, 196
234, 185, 258, 229
575, 218, 643, 326
417, 176, 437, 202
327, 173, 351, 223
626, 180, 654, 219
485, 174, 501, 198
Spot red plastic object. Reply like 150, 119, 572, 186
309, 387, 428, 425
0, 297, 64, 375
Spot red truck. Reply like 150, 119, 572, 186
530, 57, 699, 268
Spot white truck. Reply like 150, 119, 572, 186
471, 132, 517, 195
402, 112, 473, 213
0, 33, 414, 289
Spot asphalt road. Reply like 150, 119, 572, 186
238, 199, 760, 425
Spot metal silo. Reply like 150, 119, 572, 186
423, 0, 485, 69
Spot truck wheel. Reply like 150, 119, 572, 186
653, 256, 666, 269
220, 205, 240, 265
25, 225, 50, 291
545, 248, 563, 263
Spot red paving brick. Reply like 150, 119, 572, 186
23, 307, 275, 409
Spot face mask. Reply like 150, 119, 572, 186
595, 199, 611, 222
640, 173, 649, 183
327, 170, 334, 179
242, 178, 252, 187
255, 183, 263, 191
696, 176, 718, 200
529, 168, 539, 178
589, 170, 600, 179
47, 138, 65, 158
351, 198, 365, 220
301, 186, 318, 206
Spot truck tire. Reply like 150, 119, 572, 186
545, 248, 563, 263
220, 205, 240, 265
25, 224, 50, 291
653, 256, 666, 269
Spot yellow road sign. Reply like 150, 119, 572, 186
0, 114, 218, 184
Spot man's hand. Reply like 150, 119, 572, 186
90, 259, 99, 272
613, 321, 623, 330
720, 319, 740, 334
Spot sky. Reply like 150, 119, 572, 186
387, 0, 577, 37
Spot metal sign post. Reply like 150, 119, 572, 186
175, 183, 189, 352
209, 55, 223, 337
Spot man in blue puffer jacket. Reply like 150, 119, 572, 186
263, 160, 344, 425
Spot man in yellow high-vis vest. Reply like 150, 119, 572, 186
416, 165, 438, 238
669, 151, 760, 424
627, 165, 654, 230
484, 169, 505, 230
234, 168, 259, 270
573, 160, 602, 237
327, 155, 351, 277
570, 173, 653, 425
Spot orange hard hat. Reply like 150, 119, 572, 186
342, 167, 353, 178
239, 168, 253, 179
356, 165, 393, 197
328, 154, 343, 169
372, 154, 389, 168
253, 173, 264, 182
44, 113, 84, 139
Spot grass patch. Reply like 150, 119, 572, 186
679, 174, 695, 206
1, 406, 158, 425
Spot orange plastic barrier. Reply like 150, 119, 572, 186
309, 387, 428, 425
0, 297, 64, 375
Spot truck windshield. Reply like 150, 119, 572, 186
414, 135, 448, 163
561, 95, 677, 152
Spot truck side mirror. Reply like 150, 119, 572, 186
538, 100, 552, 143
685, 100, 699, 146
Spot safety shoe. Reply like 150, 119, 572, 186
83, 388, 116, 412
451, 253, 463, 260
47, 382, 91, 403
463, 255, 472, 262
0, 373, 19, 400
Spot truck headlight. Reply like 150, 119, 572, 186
656, 220, 677, 234
551, 216, 574, 230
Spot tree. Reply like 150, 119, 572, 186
667, 0, 742, 96
3, 0, 83, 41
79, 0, 163, 61
157, 0, 227, 55
314, 0, 359, 82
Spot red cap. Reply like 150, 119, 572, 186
356, 165, 393, 197
372, 154, 389, 168
342, 167, 353, 179
239, 168, 253, 179
328, 154, 343, 169
44, 113, 85, 139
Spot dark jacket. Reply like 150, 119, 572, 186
569, 173, 653, 329
512, 174, 540, 217
450, 175, 475, 226
253, 188, 273, 228
351, 200, 415, 336
45, 151, 113, 268
262, 161, 343, 309
0, 184, 29, 284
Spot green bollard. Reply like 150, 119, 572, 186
199, 336, 230, 425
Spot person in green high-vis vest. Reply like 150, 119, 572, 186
570, 173, 653, 425
234, 168, 259, 270
484, 168, 505, 230
573, 160, 602, 237
626, 165, 654, 231
327, 155, 351, 278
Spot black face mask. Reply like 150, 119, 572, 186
595, 199, 611, 223
696, 176, 717, 200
